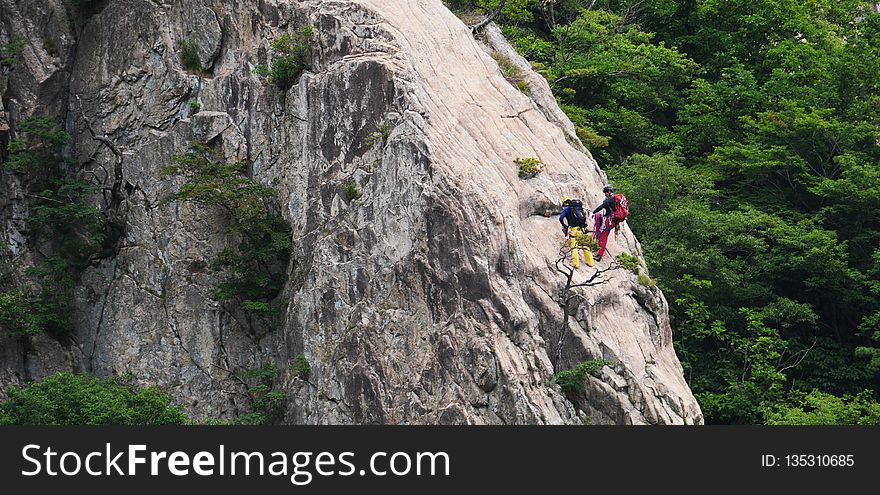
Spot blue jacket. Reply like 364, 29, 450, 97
559, 206, 570, 226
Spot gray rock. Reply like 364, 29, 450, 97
0, 0, 703, 425
170, 0, 223, 71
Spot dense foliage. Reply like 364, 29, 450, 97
459, 0, 880, 423
0, 117, 104, 337
235, 364, 286, 425
552, 359, 612, 394
0, 39, 25, 67
255, 27, 314, 90
161, 142, 292, 332
178, 39, 203, 72
0, 372, 188, 425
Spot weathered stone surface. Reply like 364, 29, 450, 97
170, 0, 223, 71
0, 0, 703, 425
0, 0, 78, 390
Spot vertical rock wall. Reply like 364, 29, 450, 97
0, 0, 703, 424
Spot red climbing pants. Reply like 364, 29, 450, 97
596, 224, 611, 257
593, 211, 615, 257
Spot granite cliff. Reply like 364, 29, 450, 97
0, 0, 703, 424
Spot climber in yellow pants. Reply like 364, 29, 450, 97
560, 196, 594, 269
567, 226, 594, 269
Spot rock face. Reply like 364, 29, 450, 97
0, 0, 703, 424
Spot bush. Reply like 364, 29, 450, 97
365, 122, 391, 148
236, 364, 285, 425
573, 231, 598, 250
344, 182, 362, 201
188, 100, 201, 113
0, 39, 25, 66
552, 359, 611, 394
0, 291, 41, 336
0, 372, 189, 425
3, 117, 69, 172
0, 116, 103, 337
575, 126, 610, 149
30, 178, 104, 262
765, 390, 880, 425
292, 354, 310, 380
162, 142, 292, 324
492, 52, 529, 94
638, 272, 657, 287
615, 252, 640, 273
614, 252, 657, 286
22, 257, 77, 335
258, 26, 314, 90
178, 39, 202, 72
515, 156, 544, 178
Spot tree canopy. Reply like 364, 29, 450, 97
459, 0, 880, 423
0, 373, 189, 425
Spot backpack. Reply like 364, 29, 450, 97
612, 193, 628, 222
566, 199, 587, 228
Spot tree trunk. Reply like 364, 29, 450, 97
469, 0, 505, 33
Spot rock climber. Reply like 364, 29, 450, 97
559, 196, 587, 236
592, 185, 628, 261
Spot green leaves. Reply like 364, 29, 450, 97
0, 373, 189, 425
163, 142, 292, 325
493, 0, 880, 424
514, 156, 544, 178
3, 117, 69, 172
614, 252, 640, 273
345, 182, 363, 201
552, 360, 611, 395
292, 354, 311, 380
766, 389, 880, 425
236, 364, 286, 425
30, 178, 105, 263
0, 116, 103, 337
0, 38, 25, 66
178, 39, 202, 72
257, 27, 314, 90
0, 291, 42, 336
545, 10, 697, 156
688, 309, 788, 424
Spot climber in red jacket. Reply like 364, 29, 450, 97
593, 185, 618, 262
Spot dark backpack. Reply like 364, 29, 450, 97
612, 194, 628, 222
566, 199, 587, 227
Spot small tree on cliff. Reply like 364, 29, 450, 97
160, 142, 293, 336
552, 240, 622, 374
255, 27, 314, 90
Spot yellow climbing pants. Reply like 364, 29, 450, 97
568, 226, 594, 268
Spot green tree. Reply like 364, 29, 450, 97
552, 359, 612, 395
1, 117, 104, 337
695, 309, 788, 424
161, 142, 292, 328
0, 373, 189, 425
256, 27, 314, 90
766, 389, 880, 425
235, 364, 286, 425
544, 10, 697, 159
4, 116, 69, 173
